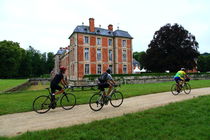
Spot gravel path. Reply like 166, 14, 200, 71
1, 87, 210, 137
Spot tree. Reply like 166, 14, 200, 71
143, 23, 199, 72
0, 40, 24, 78
197, 53, 210, 72
47, 52, 55, 73
133, 51, 146, 69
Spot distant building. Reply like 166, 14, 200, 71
133, 59, 141, 73
55, 18, 133, 80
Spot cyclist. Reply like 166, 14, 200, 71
50, 66, 68, 108
174, 68, 190, 92
98, 69, 116, 99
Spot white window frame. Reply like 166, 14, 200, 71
109, 65, 113, 73
109, 50, 113, 61
97, 38, 101, 45
85, 64, 89, 75
122, 40, 126, 47
84, 36, 89, 44
123, 65, 127, 74
84, 48, 89, 61
97, 64, 102, 74
97, 48, 102, 61
122, 50, 127, 61
108, 39, 112, 46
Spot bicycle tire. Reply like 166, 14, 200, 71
171, 84, 180, 95
89, 93, 104, 111
110, 91, 123, 107
33, 95, 51, 114
183, 83, 191, 94
60, 93, 76, 110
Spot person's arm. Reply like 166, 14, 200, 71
185, 74, 190, 79
110, 79, 116, 85
61, 78, 68, 88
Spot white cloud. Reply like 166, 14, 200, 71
0, 0, 210, 53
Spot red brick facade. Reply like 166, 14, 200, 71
64, 18, 133, 80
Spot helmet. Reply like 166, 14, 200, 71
181, 68, 185, 71
106, 69, 112, 74
60, 66, 66, 71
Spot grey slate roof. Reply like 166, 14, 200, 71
69, 25, 133, 39
56, 49, 66, 55
133, 58, 140, 66
113, 30, 133, 38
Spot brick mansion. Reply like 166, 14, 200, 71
54, 18, 133, 80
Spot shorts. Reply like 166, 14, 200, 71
98, 82, 110, 91
174, 77, 183, 83
50, 84, 62, 93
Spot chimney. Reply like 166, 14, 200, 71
89, 18, 95, 32
108, 24, 113, 31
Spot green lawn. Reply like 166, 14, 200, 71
0, 79, 27, 92
1, 93, 210, 140
0, 79, 210, 115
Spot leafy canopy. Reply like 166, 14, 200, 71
142, 23, 199, 72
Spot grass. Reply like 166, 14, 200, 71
2, 94, 210, 139
0, 79, 210, 115
0, 79, 27, 92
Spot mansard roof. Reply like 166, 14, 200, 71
69, 25, 133, 39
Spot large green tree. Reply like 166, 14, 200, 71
0, 41, 55, 78
0, 40, 24, 78
142, 23, 199, 72
197, 53, 210, 72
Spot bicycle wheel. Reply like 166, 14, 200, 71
60, 93, 76, 110
171, 84, 180, 95
33, 95, 51, 114
110, 91, 123, 107
183, 83, 191, 94
89, 93, 104, 111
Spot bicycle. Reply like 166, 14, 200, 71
171, 79, 191, 95
89, 84, 123, 111
32, 87, 76, 114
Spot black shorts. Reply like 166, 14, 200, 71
50, 84, 62, 93
98, 82, 110, 91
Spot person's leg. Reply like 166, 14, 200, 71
107, 85, 113, 96
54, 85, 63, 95
175, 77, 181, 92
99, 83, 106, 96
50, 85, 56, 102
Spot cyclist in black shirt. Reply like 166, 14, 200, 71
50, 66, 68, 105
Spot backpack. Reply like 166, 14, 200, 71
98, 72, 108, 83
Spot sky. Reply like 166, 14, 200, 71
0, 0, 210, 54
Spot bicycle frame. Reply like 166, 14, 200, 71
46, 88, 70, 102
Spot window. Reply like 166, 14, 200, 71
109, 50, 113, 61
97, 38, 101, 45
122, 50, 126, 61
108, 39, 112, 46
97, 64, 102, 74
122, 40, 126, 47
109, 65, 113, 73
85, 64, 89, 74
123, 65, 127, 74
85, 48, 89, 60
84, 36, 89, 44
97, 49, 101, 61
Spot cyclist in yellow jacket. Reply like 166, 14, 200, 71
174, 68, 190, 92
